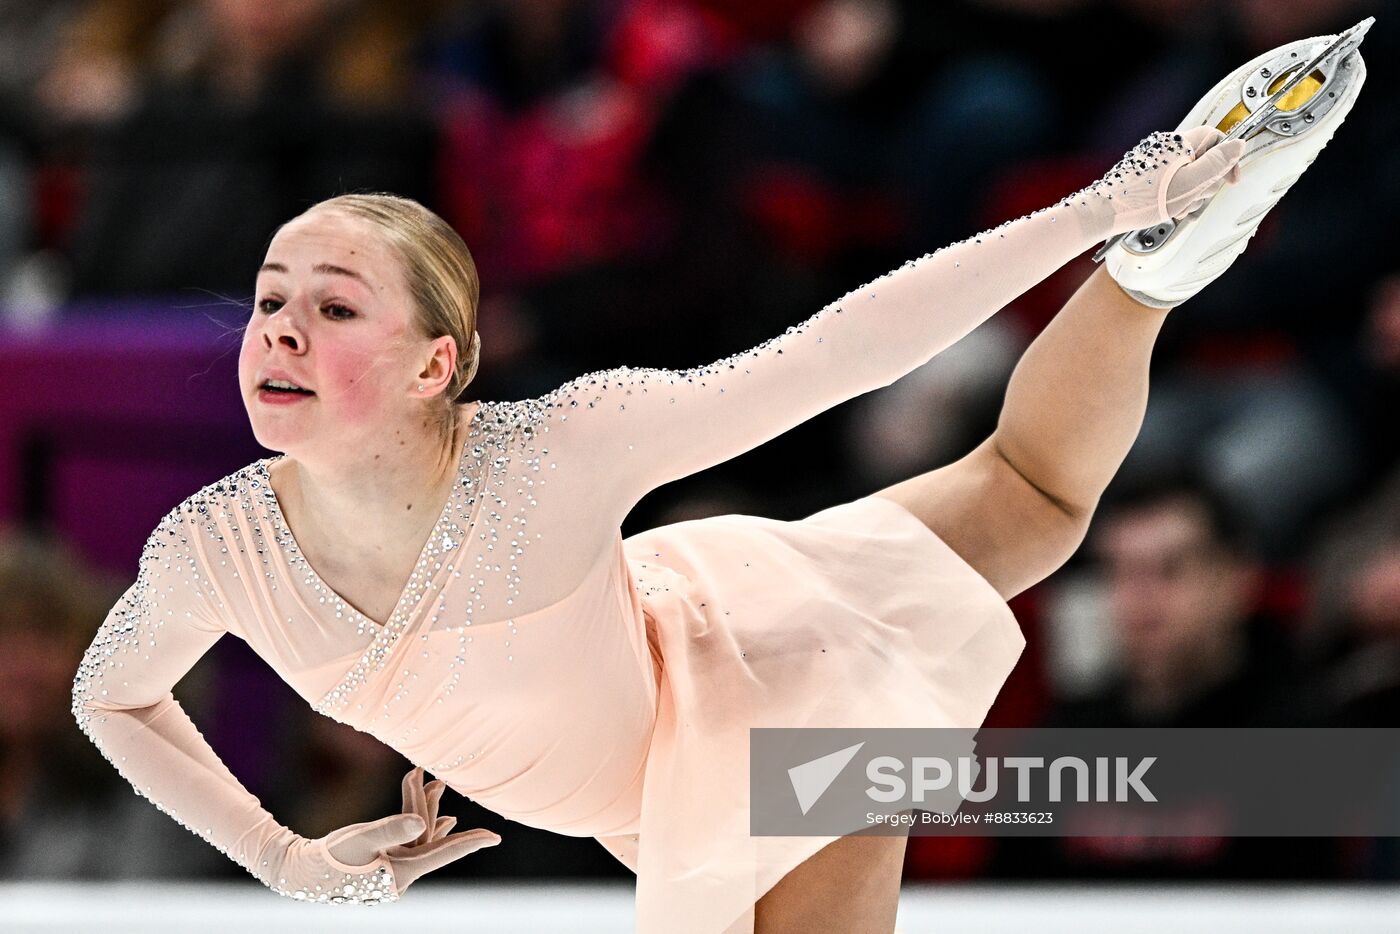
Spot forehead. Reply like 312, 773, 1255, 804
262, 209, 401, 290
1099, 500, 1212, 562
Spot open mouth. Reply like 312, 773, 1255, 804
259, 379, 315, 396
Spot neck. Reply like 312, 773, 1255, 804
276, 403, 476, 563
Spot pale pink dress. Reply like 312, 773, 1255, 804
71, 154, 1167, 931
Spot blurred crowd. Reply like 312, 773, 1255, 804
1, 0, 1398, 888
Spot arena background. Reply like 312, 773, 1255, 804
1, 0, 1397, 929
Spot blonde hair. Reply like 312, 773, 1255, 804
301, 193, 481, 436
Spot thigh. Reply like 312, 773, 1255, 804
754, 830, 909, 934
869, 438, 1091, 600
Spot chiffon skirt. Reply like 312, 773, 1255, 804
598, 494, 1025, 933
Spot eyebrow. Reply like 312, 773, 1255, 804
258, 262, 369, 284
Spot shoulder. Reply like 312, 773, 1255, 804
466, 396, 558, 445
514, 366, 680, 419
473, 384, 606, 462
145, 459, 275, 556
506, 367, 676, 447
121, 463, 275, 631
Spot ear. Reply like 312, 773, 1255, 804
416, 335, 458, 396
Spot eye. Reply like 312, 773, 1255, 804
323, 303, 356, 320
256, 298, 283, 314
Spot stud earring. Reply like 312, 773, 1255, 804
418, 384, 425, 392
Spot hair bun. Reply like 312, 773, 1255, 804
454, 330, 481, 403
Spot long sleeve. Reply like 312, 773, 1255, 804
534, 129, 1231, 524
539, 169, 1114, 523
71, 503, 396, 904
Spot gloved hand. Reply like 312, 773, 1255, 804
265, 766, 501, 905
1083, 125, 1245, 238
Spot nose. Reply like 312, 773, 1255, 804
263, 303, 307, 353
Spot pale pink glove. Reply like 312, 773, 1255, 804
265, 766, 501, 904
1081, 125, 1246, 239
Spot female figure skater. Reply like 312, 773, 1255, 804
71, 26, 1365, 932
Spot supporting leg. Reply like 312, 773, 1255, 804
754, 829, 910, 934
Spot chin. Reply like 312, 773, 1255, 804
246, 411, 307, 455
250, 428, 296, 456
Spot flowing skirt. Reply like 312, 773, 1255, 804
598, 494, 1025, 933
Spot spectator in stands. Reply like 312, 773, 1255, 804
987, 471, 1335, 880
0, 528, 224, 877
428, 0, 693, 292
1302, 460, 1400, 881
0, 0, 96, 312
1304, 467, 1400, 727
63, 0, 439, 297
1049, 471, 1305, 728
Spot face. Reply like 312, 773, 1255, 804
239, 208, 450, 457
208, 0, 331, 61
1095, 498, 1257, 671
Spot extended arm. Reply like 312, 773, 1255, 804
535, 128, 1241, 524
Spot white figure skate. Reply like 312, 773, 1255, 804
1101, 17, 1373, 309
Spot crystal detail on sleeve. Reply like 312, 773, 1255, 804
520, 131, 1189, 430
271, 860, 398, 906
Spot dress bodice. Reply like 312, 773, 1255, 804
191, 401, 663, 836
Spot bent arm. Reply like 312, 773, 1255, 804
72, 507, 396, 903
72, 577, 295, 879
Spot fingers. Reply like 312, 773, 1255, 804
1218, 138, 1246, 167
421, 781, 449, 841
1179, 124, 1225, 155
426, 780, 446, 819
385, 829, 503, 890
321, 767, 462, 879
1165, 137, 1245, 216
1175, 138, 1244, 192
1221, 139, 1244, 184
380, 813, 429, 848
1193, 139, 1244, 196
400, 766, 432, 846
402, 766, 426, 815
326, 813, 427, 866
399, 766, 461, 842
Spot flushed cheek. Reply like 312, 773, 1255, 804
318, 348, 404, 421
